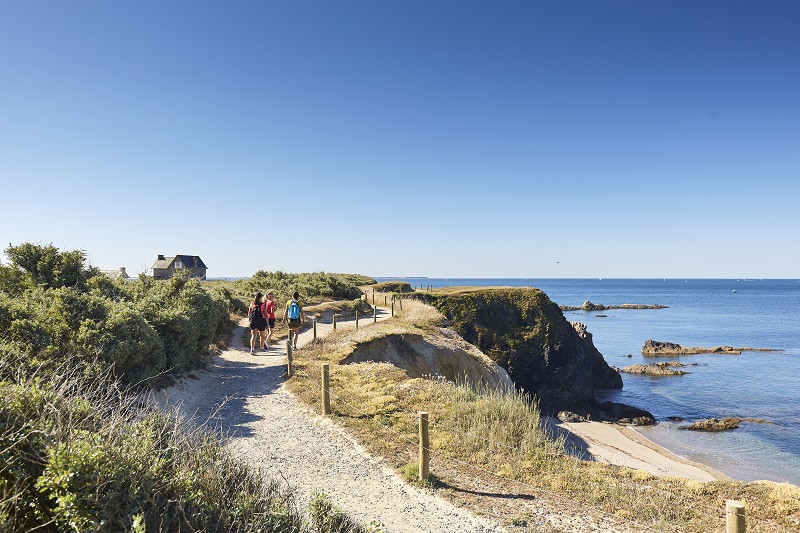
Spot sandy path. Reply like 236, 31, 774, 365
157, 307, 503, 533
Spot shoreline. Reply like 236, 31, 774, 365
548, 418, 729, 482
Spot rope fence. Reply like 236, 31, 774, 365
284, 293, 754, 533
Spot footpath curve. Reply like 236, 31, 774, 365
158, 306, 503, 532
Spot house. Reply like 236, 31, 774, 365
152, 255, 207, 280
100, 267, 130, 280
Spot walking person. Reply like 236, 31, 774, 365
264, 291, 278, 349
248, 291, 267, 355
282, 291, 305, 350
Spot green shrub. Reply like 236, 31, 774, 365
371, 281, 413, 293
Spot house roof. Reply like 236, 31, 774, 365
176, 255, 207, 269
151, 255, 207, 270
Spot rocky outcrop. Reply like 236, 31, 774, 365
598, 401, 655, 425
417, 287, 626, 416
560, 301, 668, 311
557, 411, 588, 423
642, 339, 776, 356
618, 362, 689, 376
681, 417, 770, 431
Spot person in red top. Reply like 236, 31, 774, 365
264, 291, 278, 349
248, 292, 268, 355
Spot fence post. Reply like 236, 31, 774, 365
355, 310, 359, 330
399, 298, 403, 311
286, 341, 293, 378
374, 304, 377, 323
372, 289, 375, 304
391, 300, 394, 317
384, 295, 387, 306
321, 363, 331, 415
332, 314, 337, 330
726, 501, 745, 533
419, 411, 429, 481
312, 318, 317, 341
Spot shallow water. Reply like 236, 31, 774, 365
382, 277, 800, 485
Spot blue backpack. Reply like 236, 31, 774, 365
288, 300, 301, 320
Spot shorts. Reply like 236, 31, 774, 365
268, 317, 276, 328
250, 317, 267, 331
288, 318, 302, 329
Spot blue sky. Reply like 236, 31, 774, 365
1, 1, 798, 278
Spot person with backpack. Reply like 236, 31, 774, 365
248, 291, 268, 354
282, 291, 305, 350
264, 291, 278, 349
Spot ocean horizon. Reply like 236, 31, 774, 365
378, 277, 800, 486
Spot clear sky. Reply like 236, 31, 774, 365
1, 1, 798, 278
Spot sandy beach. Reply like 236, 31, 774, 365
551, 418, 728, 482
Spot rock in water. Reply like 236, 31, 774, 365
619, 363, 689, 376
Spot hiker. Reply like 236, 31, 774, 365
248, 291, 267, 354
282, 291, 305, 349
264, 291, 278, 349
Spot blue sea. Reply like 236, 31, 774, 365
380, 277, 800, 486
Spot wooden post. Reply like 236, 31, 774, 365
312, 318, 317, 341
399, 298, 403, 311
321, 363, 331, 415
355, 310, 359, 330
373, 304, 377, 323
288, 329, 293, 344
332, 314, 337, 330
419, 411, 429, 482
391, 300, 394, 317
384, 295, 387, 306
726, 501, 745, 533
286, 341, 293, 377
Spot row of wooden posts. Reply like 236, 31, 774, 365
284, 294, 747, 531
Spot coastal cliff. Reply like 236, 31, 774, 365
415, 287, 623, 415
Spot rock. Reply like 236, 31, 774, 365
626, 353, 633, 358
598, 401, 655, 425
557, 411, 588, 423
643, 339, 776, 356
667, 416, 684, 422
420, 287, 623, 415
619, 363, 689, 376
581, 300, 606, 311
682, 417, 742, 431
595, 314, 608, 318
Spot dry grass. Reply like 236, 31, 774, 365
286, 299, 800, 532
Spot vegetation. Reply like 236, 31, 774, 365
0, 243, 374, 531
240, 271, 375, 306
286, 298, 800, 532
369, 281, 413, 293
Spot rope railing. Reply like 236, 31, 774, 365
282, 301, 751, 532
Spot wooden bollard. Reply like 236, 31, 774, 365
355, 310, 359, 330
372, 291, 374, 304
286, 341, 293, 377
321, 363, 331, 415
726, 501, 745, 533
312, 319, 317, 341
384, 295, 387, 306
419, 411, 430, 482
332, 314, 337, 330
373, 304, 377, 323
399, 298, 403, 311
391, 301, 394, 317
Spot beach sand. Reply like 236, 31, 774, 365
550, 418, 728, 482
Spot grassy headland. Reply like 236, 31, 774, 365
287, 295, 800, 531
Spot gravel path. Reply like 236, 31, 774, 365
158, 308, 504, 532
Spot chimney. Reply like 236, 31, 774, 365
157, 254, 165, 260
119, 267, 126, 274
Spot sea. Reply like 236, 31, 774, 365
378, 277, 800, 486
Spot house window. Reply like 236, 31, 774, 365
175, 261, 182, 269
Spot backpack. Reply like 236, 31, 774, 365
288, 300, 301, 320
249, 303, 263, 325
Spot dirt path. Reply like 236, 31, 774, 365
157, 307, 504, 532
